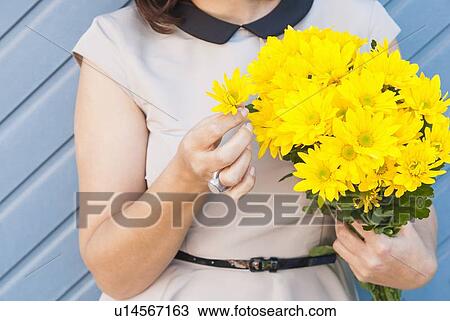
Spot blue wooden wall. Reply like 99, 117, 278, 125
0, 0, 448, 300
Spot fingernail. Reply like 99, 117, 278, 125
249, 166, 256, 176
245, 122, 253, 132
239, 108, 249, 117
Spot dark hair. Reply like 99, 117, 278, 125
135, 0, 181, 33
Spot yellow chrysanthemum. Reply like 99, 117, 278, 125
281, 26, 311, 55
384, 180, 407, 198
298, 26, 366, 50
401, 73, 449, 124
208, 26, 449, 205
358, 158, 404, 197
338, 70, 398, 114
278, 87, 337, 146
331, 91, 354, 118
207, 68, 254, 115
332, 108, 401, 168
293, 147, 348, 202
353, 188, 382, 213
423, 117, 450, 163
248, 36, 287, 94
392, 111, 424, 145
318, 135, 374, 185
248, 97, 284, 159
300, 37, 360, 86
393, 140, 446, 193
269, 55, 311, 106
355, 40, 419, 89
247, 26, 366, 96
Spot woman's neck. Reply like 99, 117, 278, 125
191, 0, 281, 25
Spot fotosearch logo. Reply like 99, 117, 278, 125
76, 192, 422, 229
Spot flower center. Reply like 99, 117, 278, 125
341, 144, 357, 161
421, 101, 430, 110
226, 91, 239, 106
408, 161, 423, 176
353, 189, 382, 213
317, 167, 331, 181
358, 131, 375, 147
336, 107, 348, 117
361, 95, 373, 106
305, 111, 321, 125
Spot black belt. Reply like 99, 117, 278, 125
174, 251, 336, 272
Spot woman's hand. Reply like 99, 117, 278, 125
175, 108, 256, 199
333, 219, 438, 290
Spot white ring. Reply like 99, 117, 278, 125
208, 170, 228, 193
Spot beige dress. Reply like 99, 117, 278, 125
73, 0, 400, 300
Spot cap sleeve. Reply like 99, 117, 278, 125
72, 15, 129, 93
368, 1, 401, 44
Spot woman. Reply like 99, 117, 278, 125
73, 0, 437, 300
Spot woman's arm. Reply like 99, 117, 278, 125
75, 60, 255, 300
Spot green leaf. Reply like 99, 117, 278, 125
416, 207, 431, 219
245, 103, 259, 113
416, 184, 434, 197
371, 39, 378, 50
305, 191, 313, 198
317, 196, 325, 208
370, 207, 385, 224
309, 245, 335, 257
362, 283, 402, 301
303, 197, 320, 215
336, 209, 353, 222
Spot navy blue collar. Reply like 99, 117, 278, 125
173, 0, 314, 44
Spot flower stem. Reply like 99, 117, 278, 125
361, 282, 402, 301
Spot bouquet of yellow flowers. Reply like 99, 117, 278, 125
207, 26, 450, 300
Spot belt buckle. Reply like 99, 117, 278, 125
249, 257, 279, 272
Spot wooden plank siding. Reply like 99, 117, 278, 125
0, 0, 448, 300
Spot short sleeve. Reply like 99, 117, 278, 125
72, 15, 129, 92
368, 1, 401, 44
